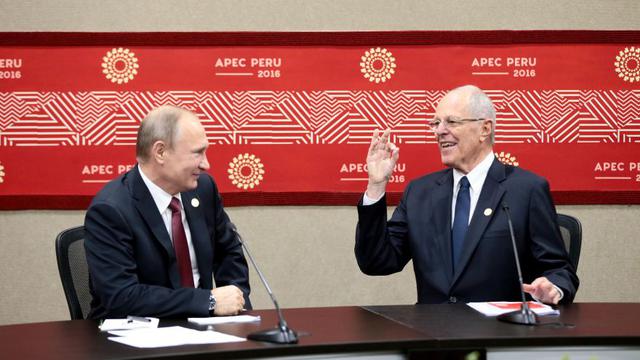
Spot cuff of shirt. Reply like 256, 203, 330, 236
362, 192, 385, 206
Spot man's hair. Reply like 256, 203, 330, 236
452, 85, 497, 144
136, 105, 189, 162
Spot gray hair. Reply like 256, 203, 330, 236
136, 105, 189, 162
452, 85, 497, 144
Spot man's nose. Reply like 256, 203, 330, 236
435, 122, 449, 136
200, 156, 210, 170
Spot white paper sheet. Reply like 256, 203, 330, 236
467, 301, 560, 316
99, 317, 160, 331
107, 326, 246, 348
187, 314, 261, 325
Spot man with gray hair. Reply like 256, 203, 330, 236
356, 85, 578, 305
85, 105, 251, 319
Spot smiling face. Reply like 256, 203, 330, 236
434, 88, 493, 174
157, 114, 210, 195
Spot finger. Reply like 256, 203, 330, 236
522, 284, 535, 294
526, 278, 544, 291
541, 283, 557, 303
389, 143, 400, 162
547, 288, 559, 304
368, 129, 381, 154
380, 129, 390, 144
530, 277, 545, 287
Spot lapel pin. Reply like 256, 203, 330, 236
191, 198, 200, 208
484, 208, 492, 216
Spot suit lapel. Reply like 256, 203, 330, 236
129, 166, 181, 288
431, 170, 454, 284
182, 190, 213, 289
451, 159, 507, 285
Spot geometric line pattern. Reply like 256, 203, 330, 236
1, 90, 639, 146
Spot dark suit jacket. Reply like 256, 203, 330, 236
84, 166, 251, 319
355, 159, 579, 304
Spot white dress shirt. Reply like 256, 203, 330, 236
138, 166, 200, 287
451, 151, 495, 226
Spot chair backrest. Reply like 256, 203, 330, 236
557, 213, 582, 271
55, 226, 91, 320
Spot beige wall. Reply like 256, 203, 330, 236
1, 0, 639, 325
1, 0, 638, 31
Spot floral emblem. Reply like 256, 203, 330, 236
614, 47, 640, 83
102, 48, 139, 84
360, 47, 396, 83
495, 151, 519, 167
228, 153, 265, 190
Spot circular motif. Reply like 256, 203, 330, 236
101, 48, 139, 84
227, 153, 265, 190
0, 163, 5, 184
360, 47, 396, 83
614, 47, 640, 83
495, 151, 519, 167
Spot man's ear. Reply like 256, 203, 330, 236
480, 119, 493, 141
151, 140, 167, 164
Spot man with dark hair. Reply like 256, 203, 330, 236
85, 105, 250, 319
356, 85, 578, 305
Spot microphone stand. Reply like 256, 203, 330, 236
230, 224, 299, 344
497, 202, 539, 326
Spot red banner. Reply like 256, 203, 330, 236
1, 32, 639, 208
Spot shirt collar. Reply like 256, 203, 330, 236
452, 151, 495, 191
138, 165, 182, 213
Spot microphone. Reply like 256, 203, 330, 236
229, 223, 299, 344
497, 202, 539, 326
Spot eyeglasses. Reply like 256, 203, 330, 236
428, 117, 485, 131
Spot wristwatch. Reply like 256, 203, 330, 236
208, 293, 217, 315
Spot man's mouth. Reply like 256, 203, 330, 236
440, 141, 457, 149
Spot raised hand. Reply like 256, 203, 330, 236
366, 129, 399, 199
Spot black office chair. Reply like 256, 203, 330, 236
556, 213, 582, 271
55, 226, 92, 320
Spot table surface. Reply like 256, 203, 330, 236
0, 306, 426, 360
365, 303, 640, 348
1, 303, 639, 359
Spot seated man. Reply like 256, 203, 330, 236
85, 105, 250, 319
356, 85, 578, 305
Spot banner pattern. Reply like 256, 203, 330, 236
3, 90, 639, 146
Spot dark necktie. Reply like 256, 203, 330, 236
168, 197, 195, 287
451, 176, 470, 272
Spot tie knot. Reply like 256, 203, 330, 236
459, 176, 470, 189
168, 197, 182, 213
